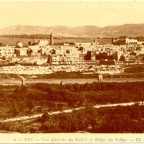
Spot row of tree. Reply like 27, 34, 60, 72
2, 34, 93, 39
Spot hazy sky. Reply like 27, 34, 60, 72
0, 1, 144, 29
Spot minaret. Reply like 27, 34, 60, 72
50, 33, 53, 45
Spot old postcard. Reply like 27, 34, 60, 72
0, 0, 144, 143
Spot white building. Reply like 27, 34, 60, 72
38, 40, 49, 46
125, 38, 138, 44
0, 46, 15, 58
15, 47, 28, 56
28, 45, 40, 55
16, 42, 23, 48
137, 41, 144, 45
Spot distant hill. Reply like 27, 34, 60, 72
1, 24, 144, 37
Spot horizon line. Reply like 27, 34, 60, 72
1, 22, 144, 30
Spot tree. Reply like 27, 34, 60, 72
38, 111, 50, 123
119, 55, 125, 61
28, 41, 32, 46
140, 89, 144, 106
26, 99, 35, 112
12, 102, 20, 116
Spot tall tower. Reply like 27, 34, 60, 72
50, 33, 53, 45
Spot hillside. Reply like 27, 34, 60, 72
1, 24, 144, 37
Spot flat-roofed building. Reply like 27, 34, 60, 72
125, 38, 138, 44
0, 45, 15, 58
15, 47, 28, 57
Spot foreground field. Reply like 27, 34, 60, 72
0, 82, 144, 133
1, 104, 144, 133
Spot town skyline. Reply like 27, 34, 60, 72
0, 1, 144, 29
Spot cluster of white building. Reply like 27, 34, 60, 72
2, 36, 144, 75
0, 45, 15, 58
1, 36, 144, 68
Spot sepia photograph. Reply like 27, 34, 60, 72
0, 0, 144, 141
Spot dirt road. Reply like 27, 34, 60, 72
1, 78, 144, 86
0, 101, 142, 123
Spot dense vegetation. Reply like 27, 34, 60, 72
34, 71, 144, 78
0, 81, 144, 119
2, 34, 87, 39
1, 104, 144, 133
36, 105, 144, 133
124, 65, 144, 73
0, 81, 144, 133
27, 71, 99, 79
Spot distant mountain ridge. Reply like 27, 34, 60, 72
1, 24, 144, 37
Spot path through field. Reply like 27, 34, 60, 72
0, 101, 143, 123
